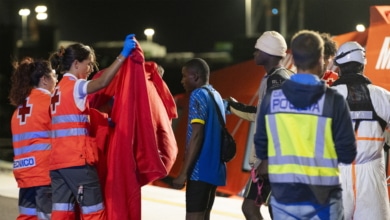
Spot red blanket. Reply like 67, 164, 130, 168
144, 61, 178, 173
92, 43, 178, 220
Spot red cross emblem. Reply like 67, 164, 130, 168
17, 97, 32, 125
51, 87, 60, 113
326, 78, 334, 86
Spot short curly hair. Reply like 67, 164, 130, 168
320, 32, 337, 59
9, 57, 52, 106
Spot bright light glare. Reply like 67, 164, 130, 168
144, 28, 155, 37
18, 9, 31, 16
356, 24, 365, 32
36, 13, 48, 20
272, 8, 279, 15
35, 5, 47, 13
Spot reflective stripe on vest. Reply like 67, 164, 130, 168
13, 130, 51, 156
13, 143, 51, 156
52, 114, 89, 138
52, 114, 89, 124
267, 90, 339, 186
13, 130, 51, 142
37, 211, 51, 220
81, 202, 104, 214
19, 206, 37, 215
52, 128, 89, 138
52, 202, 75, 212
350, 111, 373, 120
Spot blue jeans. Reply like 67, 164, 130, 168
270, 190, 344, 220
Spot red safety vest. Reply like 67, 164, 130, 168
11, 88, 51, 188
50, 76, 97, 170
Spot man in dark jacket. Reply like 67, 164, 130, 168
254, 30, 357, 219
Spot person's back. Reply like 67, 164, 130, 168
9, 57, 57, 220
332, 41, 390, 219
254, 30, 357, 219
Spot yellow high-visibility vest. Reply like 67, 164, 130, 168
266, 89, 339, 186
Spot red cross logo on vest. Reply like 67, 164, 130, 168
326, 78, 336, 87
17, 97, 32, 125
51, 87, 60, 114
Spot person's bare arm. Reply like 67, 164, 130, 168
87, 55, 125, 94
172, 123, 204, 189
87, 34, 136, 94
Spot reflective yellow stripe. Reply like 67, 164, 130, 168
269, 164, 339, 176
191, 119, 205, 124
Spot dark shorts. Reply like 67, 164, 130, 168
243, 176, 271, 204
186, 180, 217, 213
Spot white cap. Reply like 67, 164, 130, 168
254, 31, 287, 57
334, 41, 366, 65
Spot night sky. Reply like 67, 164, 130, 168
5, 0, 389, 53
52, 0, 388, 52
52, 0, 245, 53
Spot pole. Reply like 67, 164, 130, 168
298, 0, 305, 30
21, 15, 28, 41
245, 0, 252, 37
280, 0, 287, 37
265, 0, 271, 31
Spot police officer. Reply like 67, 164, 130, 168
254, 30, 357, 219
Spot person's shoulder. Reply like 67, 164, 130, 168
369, 83, 390, 94
77, 77, 88, 83
277, 66, 293, 71
208, 85, 223, 96
279, 67, 294, 74
326, 86, 340, 95
190, 87, 208, 99
367, 84, 390, 105
325, 87, 346, 103
194, 86, 208, 93
272, 67, 294, 78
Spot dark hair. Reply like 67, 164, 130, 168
49, 43, 98, 75
320, 32, 337, 59
183, 58, 210, 82
9, 57, 52, 106
338, 62, 364, 76
291, 30, 324, 70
